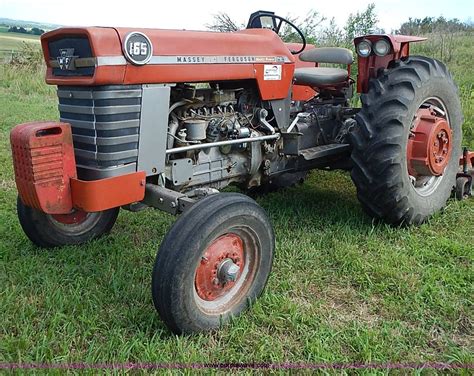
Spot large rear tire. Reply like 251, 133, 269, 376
151, 193, 274, 334
17, 197, 120, 248
351, 56, 462, 225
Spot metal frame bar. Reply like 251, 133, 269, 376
165, 134, 280, 155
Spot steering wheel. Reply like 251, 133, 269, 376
248, 13, 307, 55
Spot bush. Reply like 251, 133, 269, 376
10, 42, 44, 71
1, 43, 54, 98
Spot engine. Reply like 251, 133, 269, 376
165, 85, 267, 190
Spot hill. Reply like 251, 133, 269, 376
0, 17, 60, 31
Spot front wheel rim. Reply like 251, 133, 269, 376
48, 210, 102, 235
193, 228, 260, 315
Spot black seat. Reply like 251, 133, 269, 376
294, 67, 349, 86
294, 47, 353, 87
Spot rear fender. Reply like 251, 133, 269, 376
354, 34, 426, 93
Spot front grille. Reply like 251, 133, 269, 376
58, 85, 142, 180
49, 37, 94, 76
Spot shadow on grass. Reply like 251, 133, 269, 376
256, 175, 374, 230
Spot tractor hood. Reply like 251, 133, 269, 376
41, 26, 296, 99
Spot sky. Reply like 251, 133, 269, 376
1, 0, 473, 32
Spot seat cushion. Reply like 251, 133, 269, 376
299, 47, 354, 65
294, 67, 348, 87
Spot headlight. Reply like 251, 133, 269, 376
374, 39, 391, 56
356, 39, 372, 57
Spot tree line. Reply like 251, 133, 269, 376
398, 16, 472, 35
207, 4, 380, 47
206, 4, 473, 47
8, 26, 45, 36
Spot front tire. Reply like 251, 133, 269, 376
351, 56, 462, 225
151, 193, 275, 334
17, 197, 119, 248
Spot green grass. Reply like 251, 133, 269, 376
0, 35, 473, 370
0, 32, 39, 52
0, 31, 40, 40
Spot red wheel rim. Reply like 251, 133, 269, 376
51, 210, 88, 225
195, 233, 245, 301
407, 106, 452, 177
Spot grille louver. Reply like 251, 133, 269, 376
57, 85, 142, 180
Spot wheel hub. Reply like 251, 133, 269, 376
217, 258, 240, 283
195, 234, 244, 301
407, 107, 452, 177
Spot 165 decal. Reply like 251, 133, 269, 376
123, 32, 153, 65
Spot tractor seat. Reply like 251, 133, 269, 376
294, 67, 349, 86
293, 47, 353, 87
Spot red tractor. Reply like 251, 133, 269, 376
10, 11, 472, 334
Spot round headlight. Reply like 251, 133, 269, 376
356, 39, 372, 57
374, 39, 391, 56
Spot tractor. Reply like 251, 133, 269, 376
10, 11, 472, 334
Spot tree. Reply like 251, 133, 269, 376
206, 10, 325, 45
345, 3, 378, 42
8, 26, 28, 34
397, 16, 471, 35
320, 18, 346, 47
206, 13, 243, 32
279, 10, 326, 44
30, 27, 45, 36
205, 5, 379, 48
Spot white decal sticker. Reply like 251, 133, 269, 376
264, 64, 282, 80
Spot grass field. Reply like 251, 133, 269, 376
0, 34, 473, 371
0, 31, 39, 51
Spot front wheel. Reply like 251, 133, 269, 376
351, 56, 462, 225
17, 197, 120, 248
151, 193, 275, 334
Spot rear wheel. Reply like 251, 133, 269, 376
351, 56, 462, 225
151, 193, 274, 334
17, 197, 119, 248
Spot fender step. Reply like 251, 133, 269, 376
299, 143, 351, 161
